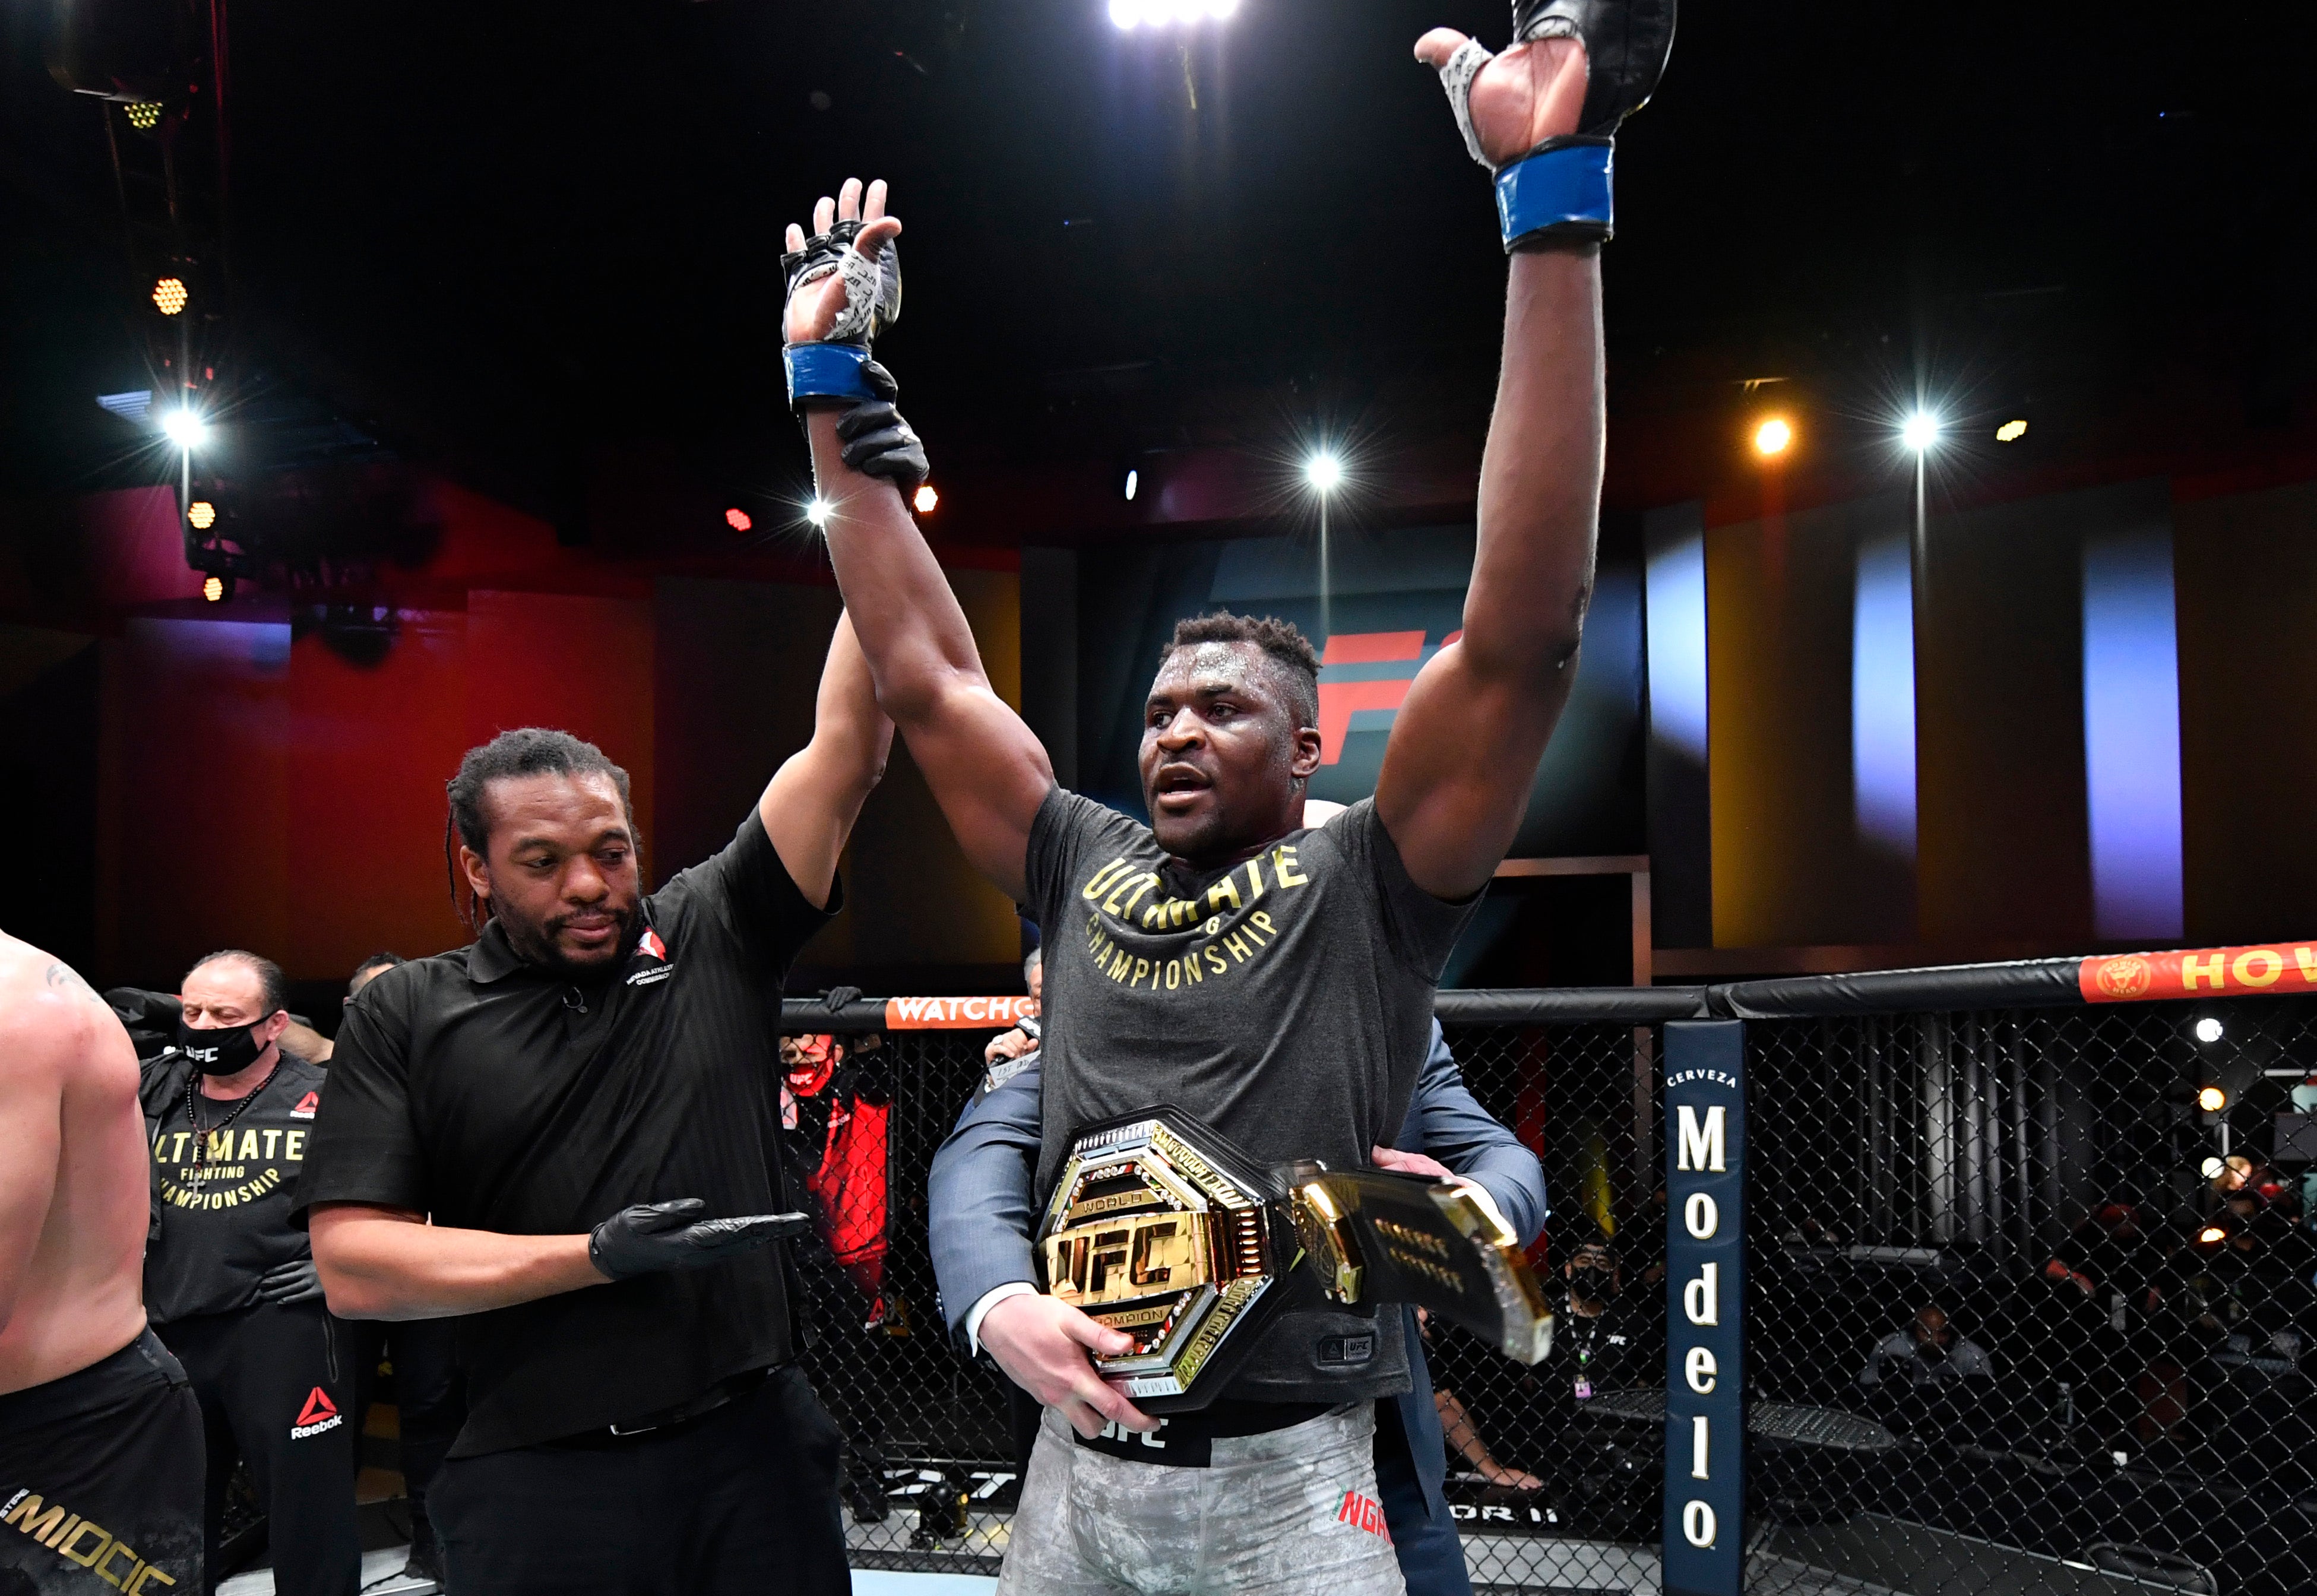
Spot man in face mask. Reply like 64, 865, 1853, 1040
140, 950, 360, 1596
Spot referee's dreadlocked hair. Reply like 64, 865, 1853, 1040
444, 729, 637, 932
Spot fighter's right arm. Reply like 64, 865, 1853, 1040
0, 1010, 67, 1335
785, 180, 1052, 901
308, 1205, 604, 1320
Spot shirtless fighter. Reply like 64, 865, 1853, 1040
2, 937, 204, 1596
781, 2, 1671, 1588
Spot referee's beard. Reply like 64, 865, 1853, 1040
492, 895, 641, 980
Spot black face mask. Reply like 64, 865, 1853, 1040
177, 1014, 277, 1076
1570, 1264, 1619, 1304
1916, 1336, 1951, 1363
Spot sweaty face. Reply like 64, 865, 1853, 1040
466, 772, 642, 976
1138, 642, 1320, 864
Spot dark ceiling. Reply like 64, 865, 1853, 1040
4, 1, 2313, 547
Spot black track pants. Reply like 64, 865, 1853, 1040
156, 1305, 360, 1596
0, 1329, 205, 1596
431, 1366, 848, 1596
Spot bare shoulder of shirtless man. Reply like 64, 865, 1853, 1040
0, 932, 150, 1395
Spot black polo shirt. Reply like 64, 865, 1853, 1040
295, 810, 834, 1456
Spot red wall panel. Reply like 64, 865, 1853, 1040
286, 612, 474, 978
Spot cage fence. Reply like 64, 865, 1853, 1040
778, 978, 2317, 1596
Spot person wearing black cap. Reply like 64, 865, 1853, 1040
141, 949, 360, 1596
298, 615, 890, 1596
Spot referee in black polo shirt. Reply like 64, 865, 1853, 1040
297, 615, 890, 1596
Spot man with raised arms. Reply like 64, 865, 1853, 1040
781, 2, 1670, 1587
1, 938, 204, 1596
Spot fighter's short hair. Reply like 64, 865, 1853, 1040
1163, 612, 1321, 729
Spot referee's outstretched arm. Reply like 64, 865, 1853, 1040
307, 617, 889, 1322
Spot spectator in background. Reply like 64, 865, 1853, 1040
781, 1032, 895, 1525
1859, 1306, 1993, 1392
335, 953, 464, 1590
142, 950, 360, 1596
976, 947, 1043, 1100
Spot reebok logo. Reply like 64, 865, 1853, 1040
289, 1091, 319, 1120
290, 1388, 343, 1440
1336, 1489, 1391, 1543
628, 928, 675, 986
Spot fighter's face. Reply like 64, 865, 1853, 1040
1138, 642, 1322, 865
461, 772, 642, 976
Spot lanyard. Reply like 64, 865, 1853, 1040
184, 1063, 281, 1186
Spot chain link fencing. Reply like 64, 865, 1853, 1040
781, 978, 2317, 1595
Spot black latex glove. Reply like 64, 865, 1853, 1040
255, 1257, 326, 1306
823, 986, 864, 1012
835, 399, 929, 493
587, 1199, 809, 1282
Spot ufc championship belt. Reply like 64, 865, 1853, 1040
1038, 1107, 1555, 1413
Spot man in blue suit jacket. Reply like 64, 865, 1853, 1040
929, 1019, 1546, 1596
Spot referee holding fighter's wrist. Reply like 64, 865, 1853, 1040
296, 618, 890, 1596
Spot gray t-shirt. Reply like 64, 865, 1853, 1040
1025, 787, 1480, 1405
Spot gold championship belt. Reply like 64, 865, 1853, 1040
1037, 1107, 1555, 1413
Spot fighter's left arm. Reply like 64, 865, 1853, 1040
757, 612, 894, 911
1378, 4, 1673, 901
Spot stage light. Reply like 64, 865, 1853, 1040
1753, 417, 1793, 458
1901, 412, 1940, 452
913, 483, 939, 514
160, 409, 206, 448
1110, 0, 1238, 28
187, 501, 216, 530
1306, 451, 1344, 494
125, 102, 163, 131
2196, 1224, 2226, 1244
1124, 468, 1139, 502
2195, 1017, 2224, 1045
2197, 1084, 2227, 1113
1996, 419, 2028, 443
806, 499, 831, 529
201, 575, 224, 603
2201, 1157, 2226, 1181
152, 277, 188, 316
724, 507, 753, 533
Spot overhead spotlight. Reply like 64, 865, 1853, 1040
806, 499, 831, 529
1110, 0, 1238, 28
2196, 1085, 2227, 1113
724, 507, 753, 533
1753, 417, 1793, 458
1996, 419, 2028, 443
152, 277, 188, 316
2194, 1017, 2224, 1045
1124, 468, 1140, 502
1901, 412, 1941, 452
201, 575, 226, 603
2196, 1224, 2227, 1245
913, 483, 940, 515
2201, 1157, 2227, 1181
1306, 451, 1344, 494
125, 102, 163, 131
187, 501, 216, 531
159, 409, 207, 448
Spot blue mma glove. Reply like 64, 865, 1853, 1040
781, 218, 904, 408
1433, 0, 1677, 252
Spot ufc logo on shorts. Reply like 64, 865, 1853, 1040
1335, 1489, 1391, 1543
